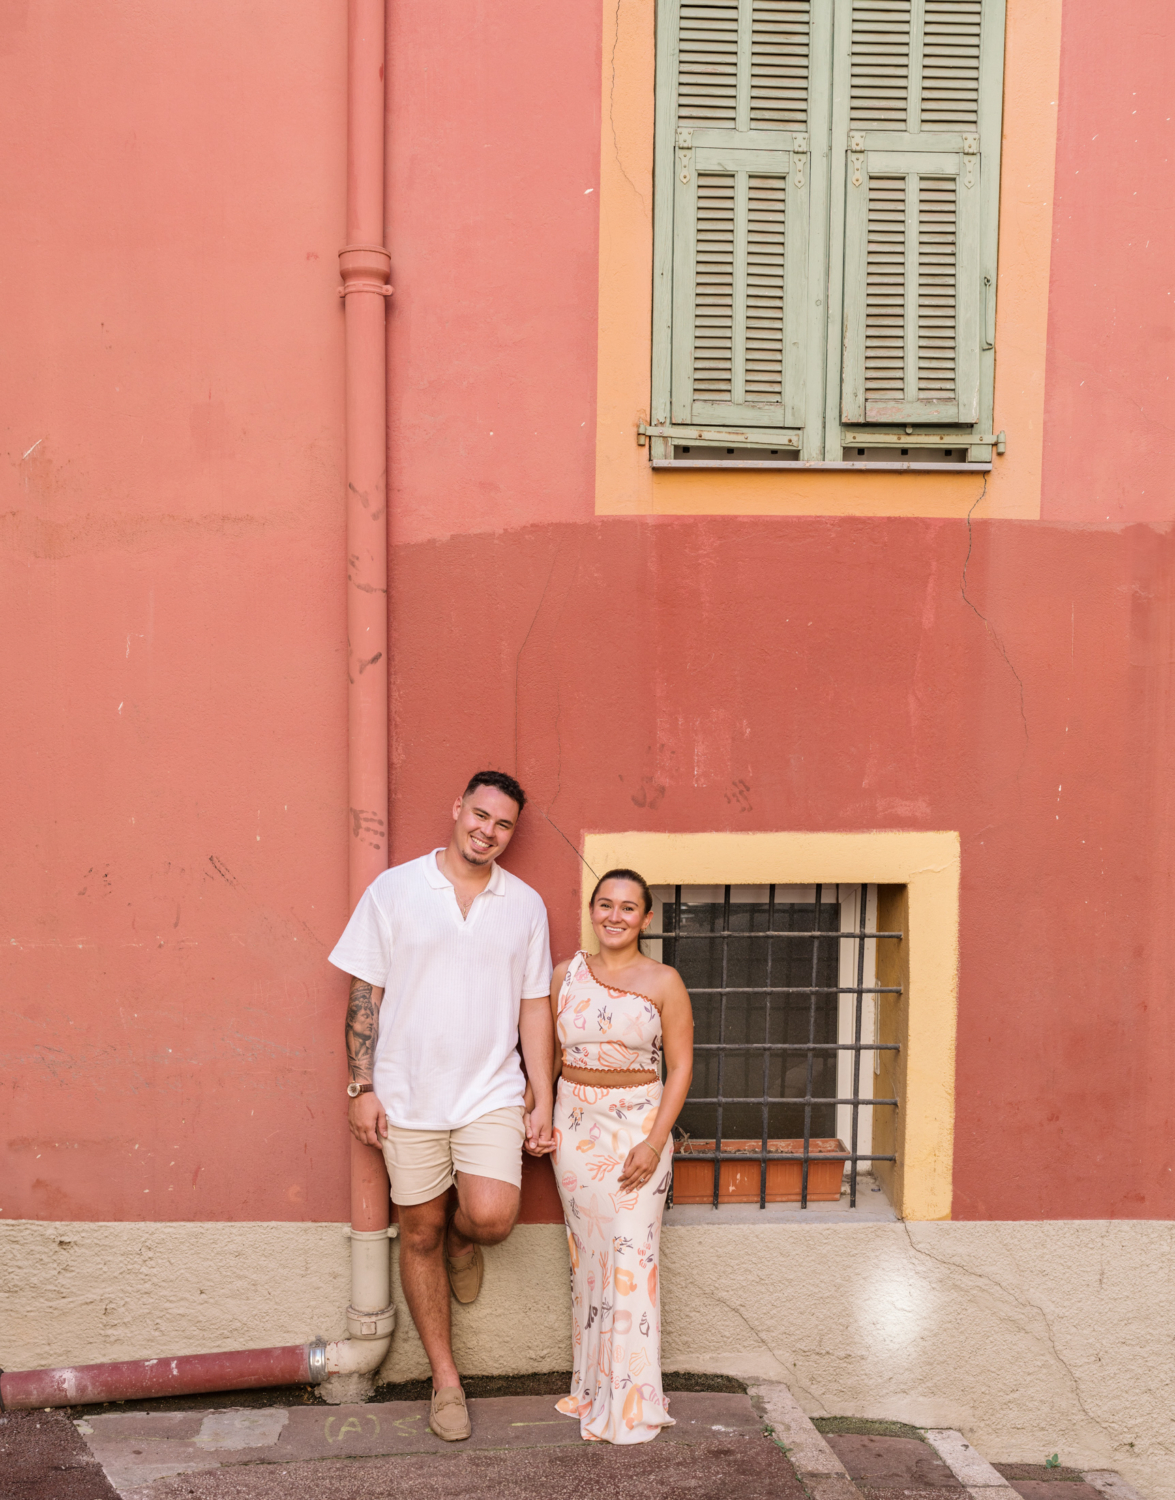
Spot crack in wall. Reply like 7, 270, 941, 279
672, 1268, 791, 1376
900, 1224, 1117, 1446
960, 475, 1029, 745
609, 0, 646, 211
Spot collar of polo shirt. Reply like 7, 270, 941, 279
424, 848, 508, 896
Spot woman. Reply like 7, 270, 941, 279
544, 867, 694, 1444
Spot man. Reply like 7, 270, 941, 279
329, 771, 554, 1443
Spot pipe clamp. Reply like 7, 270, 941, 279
307, 1339, 328, 1385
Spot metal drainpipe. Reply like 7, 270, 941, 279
339, 0, 393, 1226
332, 0, 397, 1403
0, 0, 396, 1412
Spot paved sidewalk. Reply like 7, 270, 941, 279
65, 1391, 801, 1499
3, 1386, 1150, 1500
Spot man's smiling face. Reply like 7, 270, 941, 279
450, 784, 521, 868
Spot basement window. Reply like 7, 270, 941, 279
648, 884, 900, 1210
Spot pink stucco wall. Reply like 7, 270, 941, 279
2, 0, 1173, 1227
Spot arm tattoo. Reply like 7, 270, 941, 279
345, 977, 381, 1085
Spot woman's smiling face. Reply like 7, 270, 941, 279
591, 879, 652, 951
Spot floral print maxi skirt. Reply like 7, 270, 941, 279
552, 1077, 675, 1444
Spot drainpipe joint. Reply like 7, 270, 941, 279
338, 244, 392, 298
346, 1304, 396, 1340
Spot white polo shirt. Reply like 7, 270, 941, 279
328, 850, 552, 1131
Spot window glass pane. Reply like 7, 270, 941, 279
665, 897, 840, 1142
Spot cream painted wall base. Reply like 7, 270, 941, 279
0, 1220, 572, 1389
2, 1219, 1170, 1500
660, 1221, 1172, 1500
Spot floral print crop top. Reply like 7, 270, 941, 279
558, 950, 662, 1074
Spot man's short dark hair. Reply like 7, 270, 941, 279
463, 770, 527, 814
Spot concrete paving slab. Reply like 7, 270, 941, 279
80, 1413, 206, 1443
1083, 1473, 1148, 1500
80, 1408, 296, 1493
118, 1435, 808, 1500
927, 1430, 1008, 1488
78, 1391, 765, 1494
191, 1410, 289, 1450
748, 1380, 849, 1475
826, 1433, 964, 1488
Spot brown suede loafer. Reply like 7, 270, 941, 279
445, 1241, 483, 1304
429, 1384, 471, 1441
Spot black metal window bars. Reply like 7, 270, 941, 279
654, 883, 902, 1209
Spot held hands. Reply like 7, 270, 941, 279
618, 1140, 661, 1192
524, 1097, 556, 1157
348, 1092, 387, 1146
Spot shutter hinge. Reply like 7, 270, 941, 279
962, 133, 979, 189
843, 430, 1007, 455
676, 128, 693, 184
849, 132, 865, 188
638, 422, 800, 449
792, 134, 808, 189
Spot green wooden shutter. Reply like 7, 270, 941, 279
653, 0, 823, 445
835, 0, 1004, 432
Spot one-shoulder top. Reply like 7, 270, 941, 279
557, 950, 662, 1075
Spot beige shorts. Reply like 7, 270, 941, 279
379, 1105, 525, 1207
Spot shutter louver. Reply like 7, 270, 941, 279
667, 0, 812, 432
919, 1, 981, 129
751, 1, 811, 129
916, 177, 957, 401
840, 0, 992, 428
849, 1, 911, 130
678, 1, 740, 127
746, 175, 789, 397
864, 177, 906, 405
694, 174, 736, 401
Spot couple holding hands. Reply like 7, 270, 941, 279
331, 770, 694, 1445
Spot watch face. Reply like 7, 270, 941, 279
347, 1083, 360, 1097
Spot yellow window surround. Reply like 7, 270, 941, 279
594, 0, 1063, 520
581, 831, 961, 1221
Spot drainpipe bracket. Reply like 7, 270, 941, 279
337, 284, 392, 297
346, 1303, 397, 1340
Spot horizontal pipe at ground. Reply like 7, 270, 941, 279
0, 1343, 311, 1410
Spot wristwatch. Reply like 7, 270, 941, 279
347, 1082, 374, 1098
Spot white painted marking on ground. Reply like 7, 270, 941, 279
194, 1408, 289, 1450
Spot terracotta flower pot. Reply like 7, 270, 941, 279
671, 1139, 847, 1205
